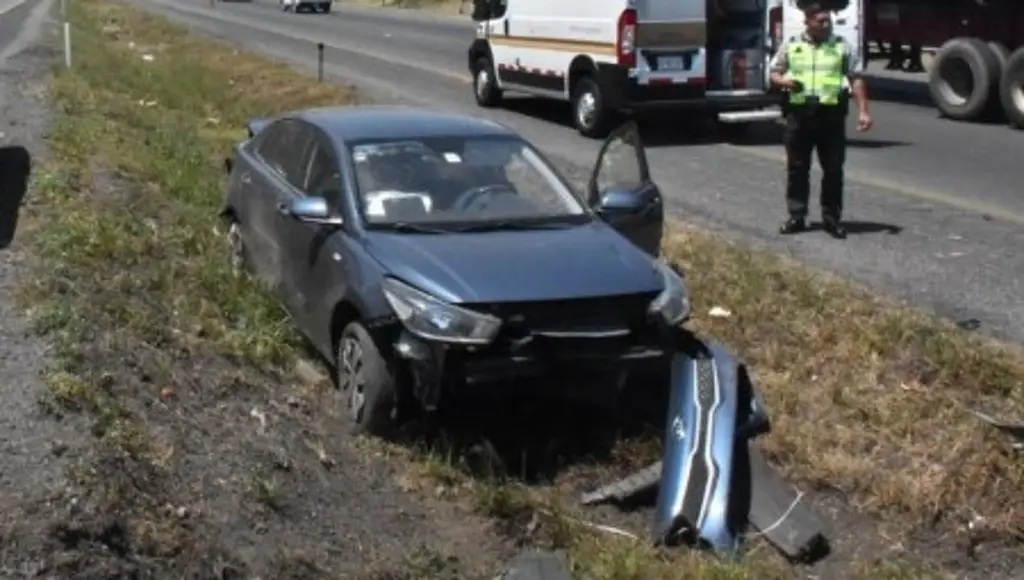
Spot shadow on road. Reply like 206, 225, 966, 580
0, 145, 32, 250
809, 220, 903, 236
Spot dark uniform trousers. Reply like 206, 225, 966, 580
783, 102, 846, 222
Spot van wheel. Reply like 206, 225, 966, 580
336, 321, 399, 438
473, 56, 502, 108
571, 76, 613, 138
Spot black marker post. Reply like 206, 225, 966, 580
317, 42, 325, 82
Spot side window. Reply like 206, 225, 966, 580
303, 134, 343, 210
255, 120, 314, 189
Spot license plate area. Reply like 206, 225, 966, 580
646, 50, 696, 72
657, 56, 685, 71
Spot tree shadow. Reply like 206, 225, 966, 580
499, 98, 721, 147
0, 145, 32, 250
712, 121, 910, 149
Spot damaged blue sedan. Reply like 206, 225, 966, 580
221, 106, 786, 553
222, 106, 689, 435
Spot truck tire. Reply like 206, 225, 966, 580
571, 75, 614, 139
928, 37, 1000, 121
989, 42, 1010, 70
999, 47, 1024, 129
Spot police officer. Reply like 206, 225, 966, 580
769, 2, 872, 239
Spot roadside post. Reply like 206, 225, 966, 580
317, 42, 324, 82
63, 18, 71, 69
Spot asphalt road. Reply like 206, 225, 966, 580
135, 0, 1024, 342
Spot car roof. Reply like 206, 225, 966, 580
295, 106, 518, 143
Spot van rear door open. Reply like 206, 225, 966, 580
705, 0, 772, 96
633, 0, 708, 86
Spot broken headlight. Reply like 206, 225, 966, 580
382, 277, 502, 345
648, 262, 691, 326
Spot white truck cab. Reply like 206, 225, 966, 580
468, 0, 785, 138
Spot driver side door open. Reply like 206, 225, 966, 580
587, 122, 665, 257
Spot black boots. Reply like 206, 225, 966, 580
779, 217, 847, 239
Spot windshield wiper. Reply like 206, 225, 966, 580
452, 219, 575, 233
375, 222, 449, 234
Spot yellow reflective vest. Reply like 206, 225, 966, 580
787, 39, 845, 106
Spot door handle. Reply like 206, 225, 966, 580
241, 173, 252, 184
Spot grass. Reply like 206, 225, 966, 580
18, 0, 1024, 577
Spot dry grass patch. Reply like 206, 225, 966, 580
16, 0, 505, 577
665, 228, 1024, 535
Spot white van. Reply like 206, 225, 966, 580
468, 0, 788, 138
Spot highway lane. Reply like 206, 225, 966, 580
137, 0, 1024, 343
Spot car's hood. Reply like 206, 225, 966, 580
365, 221, 663, 303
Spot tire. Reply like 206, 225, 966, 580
472, 56, 502, 108
320, 3, 331, 13
336, 321, 399, 438
571, 75, 614, 139
989, 41, 1011, 71
928, 37, 1000, 121
1000, 47, 1024, 129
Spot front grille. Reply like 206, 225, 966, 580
473, 293, 659, 336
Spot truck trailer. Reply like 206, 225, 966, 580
862, 0, 1024, 127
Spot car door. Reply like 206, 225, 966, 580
252, 118, 315, 308
586, 122, 665, 257
283, 126, 347, 337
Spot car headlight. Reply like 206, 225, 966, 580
382, 277, 502, 345
648, 262, 691, 326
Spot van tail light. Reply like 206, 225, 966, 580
617, 9, 637, 68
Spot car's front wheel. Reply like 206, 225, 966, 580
319, 2, 331, 13
336, 321, 399, 438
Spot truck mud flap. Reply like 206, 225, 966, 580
652, 341, 741, 551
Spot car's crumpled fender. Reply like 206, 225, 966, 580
652, 339, 762, 551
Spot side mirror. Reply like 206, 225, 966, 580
595, 187, 654, 214
279, 197, 343, 226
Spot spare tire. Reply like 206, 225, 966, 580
928, 37, 1000, 121
999, 47, 1024, 129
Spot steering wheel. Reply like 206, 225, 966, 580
451, 183, 517, 212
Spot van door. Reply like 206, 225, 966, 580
633, 0, 707, 87
781, 0, 864, 74
706, 0, 770, 95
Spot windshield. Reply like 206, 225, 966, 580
349, 135, 588, 228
